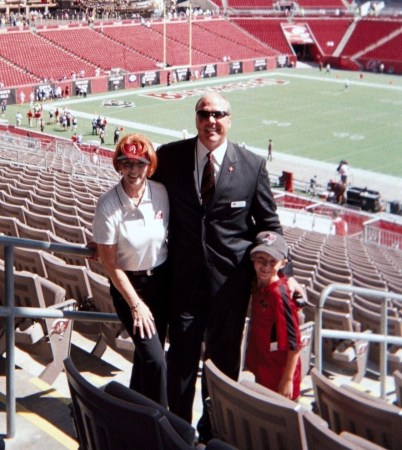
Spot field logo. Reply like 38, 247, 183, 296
332, 131, 364, 141
143, 77, 288, 101
102, 100, 135, 108
262, 119, 291, 127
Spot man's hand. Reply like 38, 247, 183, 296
287, 276, 306, 300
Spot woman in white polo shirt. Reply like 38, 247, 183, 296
93, 133, 169, 406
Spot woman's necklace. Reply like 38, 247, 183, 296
122, 179, 146, 207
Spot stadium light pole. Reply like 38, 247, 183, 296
163, 1, 167, 68
189, 1, 192, 67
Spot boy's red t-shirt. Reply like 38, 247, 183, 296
245, 277, 302, 400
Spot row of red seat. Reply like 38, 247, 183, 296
1, 17, 402, 87
0, 19, 280, 87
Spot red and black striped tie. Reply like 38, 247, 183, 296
201, 151, 215, 207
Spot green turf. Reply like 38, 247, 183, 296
4, 68, 402, 177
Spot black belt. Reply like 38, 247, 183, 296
126, 264, 165, 278
126, 269, 155, 277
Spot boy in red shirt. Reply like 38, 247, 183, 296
246, 231, 302, 400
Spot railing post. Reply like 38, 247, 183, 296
379, 299, 387, 400
316, 284, 402, 401
314, 300, 323, 374
4, 244, 16, 438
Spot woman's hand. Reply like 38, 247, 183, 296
131, 301, 155, 339
97, 245, 157, 339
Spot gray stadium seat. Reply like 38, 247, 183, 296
311, 368, 402, 450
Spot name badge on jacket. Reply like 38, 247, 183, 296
231, 201, 246, 208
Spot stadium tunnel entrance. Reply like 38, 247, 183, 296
291, 43, 316, 62
281, 23, 321, 64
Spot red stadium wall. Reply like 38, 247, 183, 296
2, 55, 285, 106
91, 77, 109, 93
369, 220, 402, 235
274, 195, 374, 236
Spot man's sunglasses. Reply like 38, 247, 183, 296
196, 110, 230, 120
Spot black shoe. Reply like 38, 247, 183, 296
197, 433, 213, 445
197, 410, 213, 444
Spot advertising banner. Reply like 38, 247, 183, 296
108, 75, 125, 91
73, 79, 91, 96
0, 88, 16, 105
229, 61, 243, 75
254, 59, 267, 72
202, 64, 217, 78
140, 71, 160, 87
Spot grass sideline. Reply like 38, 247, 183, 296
4, 68, 402, 177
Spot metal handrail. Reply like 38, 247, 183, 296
0, 235, 120, 439
314, 283, 402, 400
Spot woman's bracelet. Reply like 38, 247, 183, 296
129, 301, 141, 312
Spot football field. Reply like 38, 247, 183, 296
7, 68, 402, 178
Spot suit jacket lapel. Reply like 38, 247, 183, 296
182, 137, 200, 204
216, 142, 238, 193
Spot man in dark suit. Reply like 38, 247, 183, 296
154, 92, 295, 441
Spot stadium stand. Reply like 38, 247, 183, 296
295, 0, 348, 9
41, 252, 92, 306
0, 198, 26, 222
206, 359, 387, 450
359, 30, 402, 73
15, 219, 56, 242
39, 27, 157, 73
352, 302, 402, 372
13, 247, 48, 278
195, 20, 280, 58
1, 14, 402, 93
293, 17, 353, 56
320, 309, 370, 382
224, 0, 276, 9
302, 409, 387, 450
0, 268, 76, 384
0, 116, 401, 445
311, 368, 402, 450
63, 357, 207, 450
0, 58, 40, 87
0, 31, 96, 81
233, 18, 293, 55
0, 215, 19, 237
87, 270, 135, 362
204, 359, 306, 450
103, 23, 212, 67
341, 18, 402, 57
